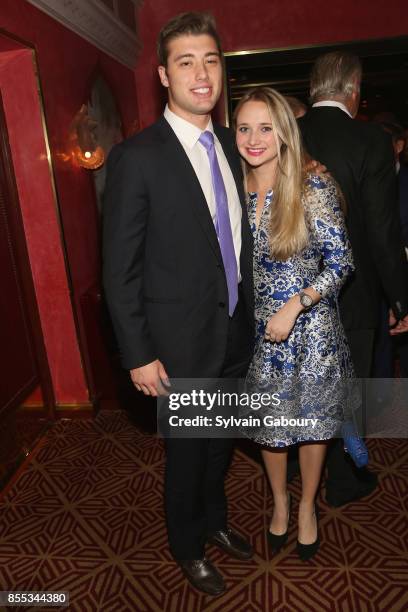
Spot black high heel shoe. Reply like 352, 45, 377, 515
296, 505, 320, 561
267, 492, 291, 554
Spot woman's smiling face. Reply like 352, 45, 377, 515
235, 100, 280, 169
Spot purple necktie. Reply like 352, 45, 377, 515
199, 130, 238, 316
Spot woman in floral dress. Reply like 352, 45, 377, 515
234, 87, 354, 559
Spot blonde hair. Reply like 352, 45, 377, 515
234, 87, 309, 260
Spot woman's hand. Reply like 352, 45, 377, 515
265, 299, 301, 342
265, 289, 320, 342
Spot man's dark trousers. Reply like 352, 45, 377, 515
164, 290, 253, 560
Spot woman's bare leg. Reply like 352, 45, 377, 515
298, 442, 327, 543
262, 447, 289, 534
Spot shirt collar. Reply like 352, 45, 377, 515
164, 104, 214, 149
312, 100, 353, 118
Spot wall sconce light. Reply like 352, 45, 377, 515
69, 104, 105, 170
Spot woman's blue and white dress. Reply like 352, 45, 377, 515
245, 174, 355, 447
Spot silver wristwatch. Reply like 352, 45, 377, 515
299, 290, 313, 310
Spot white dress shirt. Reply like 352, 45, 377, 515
164, 105, 242, 279
312, 100, 353, 118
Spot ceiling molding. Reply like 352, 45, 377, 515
26, 0, 142, 68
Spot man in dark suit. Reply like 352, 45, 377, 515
103, 12, 254, 596
373, 122, 408, 379
299, 51, 408, 507
392, 130, 408, 251
396, 140, 408, 376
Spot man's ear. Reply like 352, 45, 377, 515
349, 83, 360, 118
158, 65, 169, 88
344, 92, 355, 118
396, 139, 405, 156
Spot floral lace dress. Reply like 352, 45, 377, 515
244, 174, 355, 447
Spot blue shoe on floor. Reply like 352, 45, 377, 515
342, 421, 369, 468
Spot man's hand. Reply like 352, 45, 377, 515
130, 359, 170, 396
389, 310, 408, 335
304, 157, 328, 176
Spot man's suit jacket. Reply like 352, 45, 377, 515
102, 115, 254, 377
299, 107, 408, 330
399, 164, 408, 248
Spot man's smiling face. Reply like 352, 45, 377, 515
158, 34, 223, 127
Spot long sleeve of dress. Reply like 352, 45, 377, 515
305, 175, 355, 299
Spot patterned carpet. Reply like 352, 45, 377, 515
0, 408, 407, 611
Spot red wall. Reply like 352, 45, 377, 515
2, 1, 138, 298
0, 0, 140, 404
135, 0, 408, 127
0, 48, 86, 405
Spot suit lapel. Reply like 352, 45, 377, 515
157, 116, 222, 264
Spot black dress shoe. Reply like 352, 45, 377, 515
267, 492, 292, 554
267, 529, 288, 554
297, 536, 320, 561
356, 467, 378, 486
178, 558, 225, 596
326, 471, 378, 507
208, 528, 253, 560
296, 505, 320, 561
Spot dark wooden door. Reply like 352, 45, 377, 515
0, 94, 54, 486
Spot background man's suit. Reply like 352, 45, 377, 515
375, 162, 408, 379
397, 163, 408, 376
103, 115, 254, 559
299, 106, 408, 495
399, 163, 408, 250
373, 162, 408, 379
